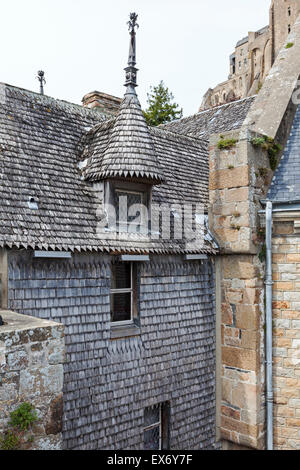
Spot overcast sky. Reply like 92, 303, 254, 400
0, 0, 270, 116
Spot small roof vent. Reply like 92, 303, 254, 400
28, 196, 39, 210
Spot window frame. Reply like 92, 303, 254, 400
104, 180, 152, 234
115, 188, 146, 232
143, 402, 170, 450
110, 261, 134, 326
110, 260, 140, 338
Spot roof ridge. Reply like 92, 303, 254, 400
179, 95, 257, 123
150, 125, 209, 145
0, 81, 108, 119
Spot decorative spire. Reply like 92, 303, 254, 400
124, 13, 139, 94
84, 12, 163, 185
37, 70, 46, 95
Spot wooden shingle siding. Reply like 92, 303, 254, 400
7, 251, 217, 450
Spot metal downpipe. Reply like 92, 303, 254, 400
265, 200, 273, 450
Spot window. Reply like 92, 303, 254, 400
144, 403, 169, 450
104, 180, 150, 234
238, 61, 241, 70
288, 24, 291, 33
244, 58, 247, 66
232, 57, 236, 75
110, 261, 138, 324
115, 189, 143, 230
288, 6, 291, 16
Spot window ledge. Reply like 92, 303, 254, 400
110, 323, 141, 340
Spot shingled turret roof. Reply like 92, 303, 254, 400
85, 91, 163, 183
85, 12, 163, 184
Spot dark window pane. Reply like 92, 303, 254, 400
115, 192, 142, 224
111, 262, 131, 289
144, 405, 160, 427
111, 292, 131, 322
144, 426, 160, 450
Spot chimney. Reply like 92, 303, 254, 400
82, 91, 122, 116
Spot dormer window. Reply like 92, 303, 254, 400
115, 189, 145, 232
104, 180, 150, 234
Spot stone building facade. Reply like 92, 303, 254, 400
207, 12, 300, 450
262, 100, 300, 450
162, 8, 300, 449
200, 0, 300, 111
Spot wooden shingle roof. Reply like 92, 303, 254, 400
160, 96, 256, 139
0, 83, 216, 254
85, 92, 163, 184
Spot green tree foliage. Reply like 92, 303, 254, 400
143, 81, 183, 126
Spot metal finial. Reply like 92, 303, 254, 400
127, 12, 139, 33
124, 13, 139, 93
37, 70, 46, 95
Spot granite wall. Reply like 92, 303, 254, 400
0, 310, 65, 450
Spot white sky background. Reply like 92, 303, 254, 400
0, 0, 270, 117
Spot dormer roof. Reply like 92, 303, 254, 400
84, 91, 163, 183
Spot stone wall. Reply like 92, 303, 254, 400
218, 254, 265, 449
0, 310, 65, 450
209, 129, 275, 449
200, 1, 300, 111
7, 250, 218, 450
244, 12, 300, 139
271, 0, 300, 59
271, 217, 300, 450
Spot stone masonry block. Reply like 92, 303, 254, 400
209, 166, 249, 191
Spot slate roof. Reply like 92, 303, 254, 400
159, 96, 256, 139
85, 91, 163, 183
267, 104, 300, 203
0, 82, 217, 255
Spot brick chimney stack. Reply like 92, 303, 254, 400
82, 91, 122, 116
